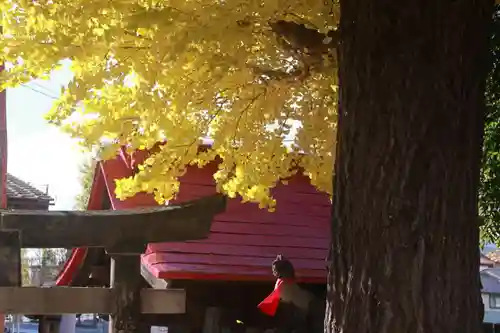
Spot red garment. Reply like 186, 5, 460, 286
258, 278, 294, 316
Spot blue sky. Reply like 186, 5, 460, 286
6, 64, 88, 210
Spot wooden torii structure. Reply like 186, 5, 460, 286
0, 194, 226, 333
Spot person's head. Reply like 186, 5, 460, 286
272, 254, 296, 279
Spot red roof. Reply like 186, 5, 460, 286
59, 154, 331, 284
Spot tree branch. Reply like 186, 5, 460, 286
248, 20, 338, 82
269, 20, 339, 57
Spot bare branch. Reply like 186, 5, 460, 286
248, 65, 309, 83
248, 20, 338, 82
269, 20, 338, 56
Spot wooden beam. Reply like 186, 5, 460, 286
0, 194, 226, 248
0, 287, 185, 314
141, 262, 169, 289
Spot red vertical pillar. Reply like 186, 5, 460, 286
0, 56, 8, 333
0, 63, 7, 209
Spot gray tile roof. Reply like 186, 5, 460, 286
482, 269, 500, 294
6, 174, 53, 203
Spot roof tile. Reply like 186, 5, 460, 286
6, 174, 54, 203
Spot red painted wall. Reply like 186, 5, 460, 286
58, 154, 331, 284
144, 162, 331, 282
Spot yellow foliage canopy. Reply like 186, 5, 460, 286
0, 0, 340, 210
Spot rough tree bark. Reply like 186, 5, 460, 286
326, 0, 494, 332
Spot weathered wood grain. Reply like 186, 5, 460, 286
0, 194, 226, 248
0, 287, 185, 314
0, 230, 20, 287
141, 262, 169, 289
109, 255, 149, 333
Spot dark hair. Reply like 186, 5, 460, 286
272, 254, 296, 279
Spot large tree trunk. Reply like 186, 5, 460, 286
326, 0, 494, 332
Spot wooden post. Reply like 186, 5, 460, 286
0, 231, 21, 287
109, 254, 150, 333
39, 316, 60, 333
203, 307, 222, 333
39, 316, 49, 333
0, 230, 21, 331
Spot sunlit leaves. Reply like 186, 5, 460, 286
0, 0, 340, 210
480, 6, 500, 244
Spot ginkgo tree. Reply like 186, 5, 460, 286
0, 0, 340, 210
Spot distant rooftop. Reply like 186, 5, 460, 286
482, 268, 500, 294
486, 250, 500, 264
6, 174, 53, 203
482, 253, 495, 266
